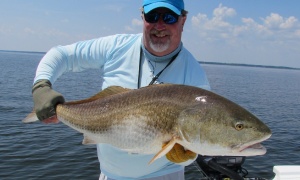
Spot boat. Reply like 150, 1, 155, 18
194, 156, 300, 180
273, 166, 300, 180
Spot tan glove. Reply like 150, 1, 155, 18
164, 143, 197, 163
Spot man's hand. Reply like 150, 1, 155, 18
32, 80, 65, 121
164, 143, 197, 163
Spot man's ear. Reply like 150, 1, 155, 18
181, 16, 187, 31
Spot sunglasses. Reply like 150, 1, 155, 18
144, 11, 179, 24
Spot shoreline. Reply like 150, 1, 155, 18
1, 49, 299, 70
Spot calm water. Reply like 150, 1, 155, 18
0, 51, 299, 179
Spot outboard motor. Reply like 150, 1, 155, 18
196, 156, 246, 180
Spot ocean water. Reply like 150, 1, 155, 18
0, 51, 299, 179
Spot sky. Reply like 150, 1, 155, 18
1, 0, 300, 68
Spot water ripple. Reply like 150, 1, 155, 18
1, 53, 300, 179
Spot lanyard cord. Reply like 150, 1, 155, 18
137, 47, 180, 88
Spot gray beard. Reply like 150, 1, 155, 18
149, 39, 170, 53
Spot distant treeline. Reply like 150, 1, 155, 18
0, 50, 45, 55
1, 49, 299, 71
199, 61, 300, 71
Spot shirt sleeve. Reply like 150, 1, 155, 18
33, 35, 124, 84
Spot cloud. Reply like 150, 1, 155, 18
191, 4, 300, 42
125, 18, 143, 32
191, 4, 238, 41
262, 13, 298, 29
187, 3, 300, 67
132, 18, 143, 26
213, 3, 236, 20
192, 4, 236, 31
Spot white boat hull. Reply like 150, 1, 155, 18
273, 166, 300, 180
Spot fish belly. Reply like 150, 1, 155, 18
59, 115, 173, 154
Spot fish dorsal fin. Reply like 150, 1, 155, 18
65, 86, 131, 105
91, 86, 131, 99
148, 137, 180, 164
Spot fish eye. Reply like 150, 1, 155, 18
235, 122, 244, 131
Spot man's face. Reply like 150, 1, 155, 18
142, 8, 186, 56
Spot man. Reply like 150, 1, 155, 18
32, 0, 210, 179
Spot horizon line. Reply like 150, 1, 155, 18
1, 49, 299, 70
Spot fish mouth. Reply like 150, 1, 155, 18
237, 134, 271, 156
239, 143, 266, 154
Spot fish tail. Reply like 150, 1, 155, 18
22, 111, 59, 124
22, 111, 39, 123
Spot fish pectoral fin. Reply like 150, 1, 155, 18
148, 137, 179, 164
165, 143, 197, 163
82, 134, 97, 145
